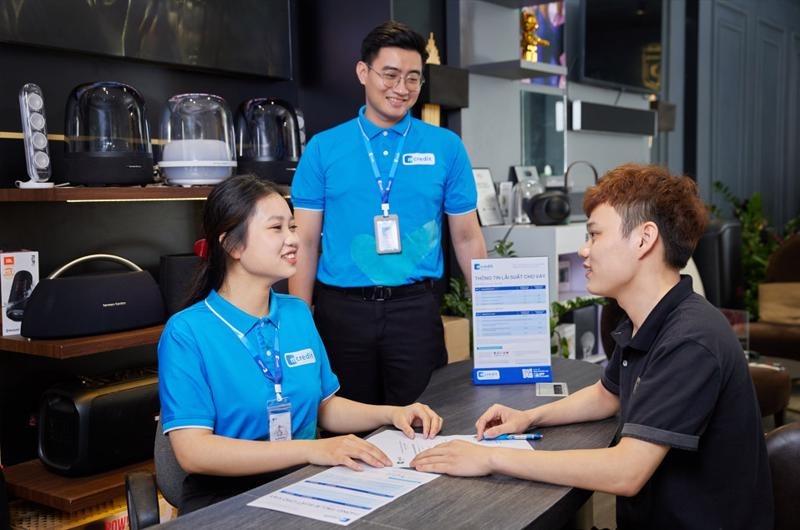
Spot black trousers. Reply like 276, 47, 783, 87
313, 282, 447, 406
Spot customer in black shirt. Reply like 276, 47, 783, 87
411, 163, 773, 529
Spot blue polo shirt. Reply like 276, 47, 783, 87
158, 289, 339, 441
291, 106, 477, 287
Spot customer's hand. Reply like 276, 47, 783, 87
391, 403, 443, 439
308, 435, 392, 471
475, 404, 533, 440
410, 440, 493, 476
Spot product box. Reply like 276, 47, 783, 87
442, 315, 471, 364
1, 250, 39, 336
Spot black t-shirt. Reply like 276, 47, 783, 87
602, 276, 773, 529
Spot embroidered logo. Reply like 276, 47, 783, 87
402, 153, 436, 165
284, 348, 316, 367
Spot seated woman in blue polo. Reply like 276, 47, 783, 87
158, 174, 443, 513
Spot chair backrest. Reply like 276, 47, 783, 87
765, 422, 800, 530
154, 417, 187, 509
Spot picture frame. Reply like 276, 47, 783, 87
472, 168, 504, 226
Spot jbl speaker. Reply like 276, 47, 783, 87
159, 254, 202, 316
5, 270, 33, 322
38, 370, 159, 476
22, 254, 165, 339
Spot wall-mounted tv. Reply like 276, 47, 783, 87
576, 0, 662, 94
0, 0, 291, 79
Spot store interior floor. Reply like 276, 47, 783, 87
588, 378, 800, 530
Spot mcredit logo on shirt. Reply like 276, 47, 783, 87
402, 153, 436, 165
284, 348, 316, 367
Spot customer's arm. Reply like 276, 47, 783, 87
318, 395, 443, 439
411, 436, 669, 497
288, 208, 322, 306
448, 211, 487, 290
476, 380, 621, 439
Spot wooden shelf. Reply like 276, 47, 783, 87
0, 185, 213, 202
4, 458, 154, 512
469, 59, 566, 80
0, 325, 164, 359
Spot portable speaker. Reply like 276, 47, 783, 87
22, 254, 165, 339
5, 270, 33, 322
38, 370, 159, 476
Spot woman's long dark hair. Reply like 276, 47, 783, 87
185, 175, 284, 306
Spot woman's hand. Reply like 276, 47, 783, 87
307, 435, 392, 471
391, 403, 443, 439
410, 440, 493, 476
475, 404, 533, 440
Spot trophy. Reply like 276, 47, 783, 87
521, 11, 550, 63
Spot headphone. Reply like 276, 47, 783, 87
524, 160, 598, 225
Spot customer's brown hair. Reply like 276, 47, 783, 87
583, 163, 708, 269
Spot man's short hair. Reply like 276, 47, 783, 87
361, 21, 428, 65
583, 163, 709, 269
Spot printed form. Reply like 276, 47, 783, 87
247, 430, 533, 525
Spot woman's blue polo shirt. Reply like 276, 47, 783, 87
291, 107, 477, 287
158, 289, 339, 441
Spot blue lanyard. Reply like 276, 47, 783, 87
205, 299, 285, 400
357, 116, 411, 216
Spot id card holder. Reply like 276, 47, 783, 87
267, 398, 292, 441
374, 214, 401, 254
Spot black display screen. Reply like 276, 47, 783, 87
0, 0, 291, 79
581, 0, 662, 93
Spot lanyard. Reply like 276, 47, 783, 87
204, 299, 285, 400
357, 116, 411, 216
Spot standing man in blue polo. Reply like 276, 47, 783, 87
290, 21, 487, 406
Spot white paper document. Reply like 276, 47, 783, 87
247, 465, 438, 526
366, 429, 534, 467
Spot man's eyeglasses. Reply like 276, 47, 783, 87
367, 65, 425, 91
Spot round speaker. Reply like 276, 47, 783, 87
525, 191, 571, 225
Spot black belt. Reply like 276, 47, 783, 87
318, 280, 434, 301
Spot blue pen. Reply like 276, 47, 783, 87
484, 433, 542, 441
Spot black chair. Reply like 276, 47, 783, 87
765, 422, 800, 530
125, 418, 187, 529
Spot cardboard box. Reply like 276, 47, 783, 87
442, 315, 471, 363
1, 250, 39, 336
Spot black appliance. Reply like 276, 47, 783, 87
5, 270, 33, 322
524, 161, 597, 226
38, 370, 159, 476
63, 81, 154, 185
21, 254, 165, 339
235, 98, 301, 184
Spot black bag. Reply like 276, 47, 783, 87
21, 254, 165, 339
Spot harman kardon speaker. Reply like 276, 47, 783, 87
17, 83, 54, 189
21, 254, 165, 339
38, 370, 159, 476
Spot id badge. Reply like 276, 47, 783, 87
374, 214, 402, 254
267, 398, 292, 441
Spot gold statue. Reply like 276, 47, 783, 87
426, 32, 441, 66
521, 11, 550, 63
423, 32, 441, 127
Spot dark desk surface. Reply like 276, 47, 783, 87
158, 358, 618, 529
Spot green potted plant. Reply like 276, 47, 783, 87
712, 182, 800, 320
